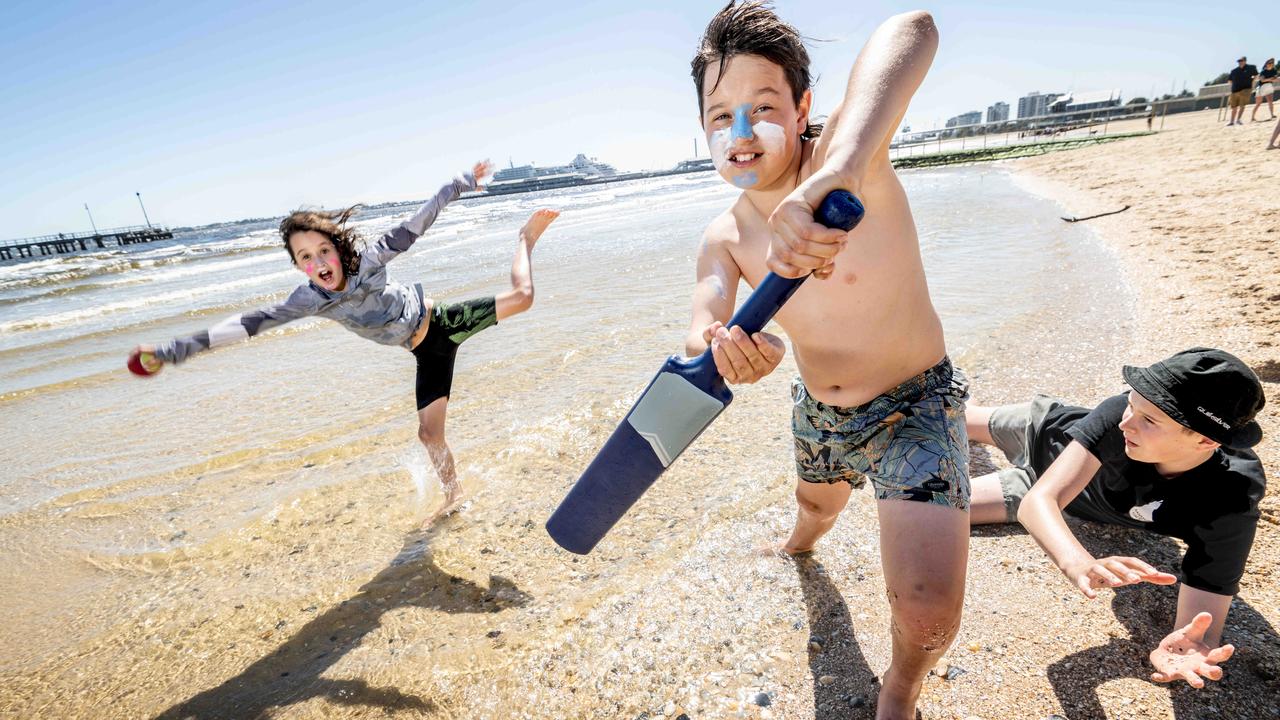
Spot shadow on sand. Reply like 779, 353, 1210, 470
794, 555, 880, 719
1036, 526, 1280, 719
155, 525, 531, 719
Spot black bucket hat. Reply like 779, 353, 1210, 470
1123, 347, 1265, 449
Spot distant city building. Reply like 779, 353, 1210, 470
1048, 89, 1123, 114
945, 111, 982, 128
1017, 91, 1060, 119
986, 101, 1009, 123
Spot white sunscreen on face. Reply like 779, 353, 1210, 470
708, 104, 787, 187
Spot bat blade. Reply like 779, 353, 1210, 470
546, 190, 865, 554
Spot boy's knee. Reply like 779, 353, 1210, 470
887, 593, 962, 651
890, 614, 960, 653
794, 489, 842, 522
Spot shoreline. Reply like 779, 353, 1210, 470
2, 112, 1278, 719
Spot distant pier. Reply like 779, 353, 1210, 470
0, 225, 174, 261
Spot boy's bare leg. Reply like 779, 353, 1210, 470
419, 397, 464, 524
876, 500, 968, 720
770, 479, 854, 555
496, 209, 559, 321
969, 473, 1011, 525
963, 407, 1015, 524
965, 405, 995, 445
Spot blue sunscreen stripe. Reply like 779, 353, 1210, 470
732, 171, 758, 188
732, 104, 753, 140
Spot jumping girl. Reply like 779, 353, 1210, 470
129, 161, 559, 522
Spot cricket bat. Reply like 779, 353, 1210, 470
545, 190, 865, 554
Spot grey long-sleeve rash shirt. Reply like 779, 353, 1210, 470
153, 172, 477, 364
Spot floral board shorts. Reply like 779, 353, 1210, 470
791, 357, 971, 511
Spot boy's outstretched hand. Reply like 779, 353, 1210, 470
1062, 554, 1178, 599
1150, 612, 1235, 688
766, 168, 854, 279
702, 321, 785, 384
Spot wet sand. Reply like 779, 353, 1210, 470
2, 112, 1278, 719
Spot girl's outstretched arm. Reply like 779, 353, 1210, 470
145, 285, 322, 366
365, 160, 492, 267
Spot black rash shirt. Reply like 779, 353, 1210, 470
1029, 393, 1265, 595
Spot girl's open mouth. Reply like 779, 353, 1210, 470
319, 268, 334, 283
729, 152, 762, 168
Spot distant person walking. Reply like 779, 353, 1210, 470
1251, 58, 1277, 121
1227, 56, 1257, 126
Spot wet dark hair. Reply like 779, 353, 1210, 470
279, 206, 364, 277
691, 0, 822, 139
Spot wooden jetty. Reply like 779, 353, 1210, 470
0, 225, 174, 261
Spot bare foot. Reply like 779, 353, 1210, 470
519, 208, 560, 249
756, 541, 816, 559
423, 481, 467, 526
875, 667, 923, 720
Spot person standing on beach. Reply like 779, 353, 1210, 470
129, 162, 561, 524
966, 348, 1266, 688
684, 4, 968, 717
1251, 58, 1277, 122
1227, 56, 1257, 126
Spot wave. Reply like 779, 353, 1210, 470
0, 269, 297, 335
0, 231, 282, 293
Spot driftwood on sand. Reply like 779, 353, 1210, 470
1060, 204, 1131, 222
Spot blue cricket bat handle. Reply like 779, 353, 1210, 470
545, 189, 864, 555
721, 190, 865, 337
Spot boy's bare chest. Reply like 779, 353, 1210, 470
726, 208, 922, 330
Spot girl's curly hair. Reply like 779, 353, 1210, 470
279, 206, 364, 277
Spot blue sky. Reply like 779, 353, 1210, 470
1, 1, 1273, 238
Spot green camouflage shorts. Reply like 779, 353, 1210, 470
792, 357, 971, 511
431, 296, 498, 345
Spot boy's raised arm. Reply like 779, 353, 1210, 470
768, 11, 938, 278
817, 11, 938, 187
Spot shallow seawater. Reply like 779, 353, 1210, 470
0, 166, 1134, 717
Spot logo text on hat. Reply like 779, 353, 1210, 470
1197, 406, 1231, 429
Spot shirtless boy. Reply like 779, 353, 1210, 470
685, 4, 965, 717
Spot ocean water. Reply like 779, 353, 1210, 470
0, 167, 1135, 717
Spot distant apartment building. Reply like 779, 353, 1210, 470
945, 111, 983, 128
986, 101, 1009, 123
1017, 91, 1059, 119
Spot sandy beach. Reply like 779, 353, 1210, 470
1, 109, 1277, 720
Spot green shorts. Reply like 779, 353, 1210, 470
792, 357, 971, 511
411, 296, 498, 410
